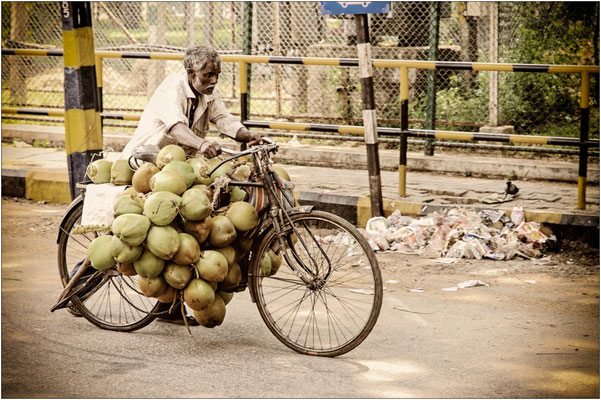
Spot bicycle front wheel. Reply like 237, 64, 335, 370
57, 199, 160, 331
250, 210, 383, 357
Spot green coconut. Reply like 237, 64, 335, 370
156, 144, 186, 169
192, 295, 226, 328
132, 162, 160, 193
236, 238, 253, 256
163, 262, 193, 289
113, 193, 144, 216
208, 158, 233, 179
143, 191, 182, 226
260, 254, 272, 276
138, 275, 168, 298
187, 157, 214, 185
225, 201, 259, 232
267, 249, 283, 276
133, 249, 165, 278
87, 235, 116, 270
231, 164, 251, 181
172, 233, 201, 265
111, 213, 151, 246
273, 165, 291, 181
162, 161, 195, 188
117, 262, 137, 276
110, 235, 143, 263
229, 186, 247, 202
184, 278, 215, 311
156, 286, 177, 303
149, 170, 187, 195
180, 188, 211, 221
195, 250, 229, 282
110, 159, 134, 185
86, 159, 113, 184
183, 217, 212, 244
146, 225, 180, 260
190, 184, 213, 199
208, 215, 237, 248
218, 262, 242, 291
216, 290, 234, 305
214, 246, 237, 268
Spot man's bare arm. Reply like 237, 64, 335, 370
169, 122, 221, 158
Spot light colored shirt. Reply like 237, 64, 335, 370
121, 72, 244, 159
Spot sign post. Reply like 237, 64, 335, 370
321, 2, 390, 217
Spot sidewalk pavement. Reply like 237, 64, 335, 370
1, 125, 599, 231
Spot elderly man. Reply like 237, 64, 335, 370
121, 45, 261, 160
120, 46, 261, 325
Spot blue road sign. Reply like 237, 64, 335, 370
320, 1, 390, 15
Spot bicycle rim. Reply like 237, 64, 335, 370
57, 200, 159, 331
251, 211, 383, 356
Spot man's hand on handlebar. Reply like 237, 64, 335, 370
199, 140, 222, 158
236, 128, 264, 147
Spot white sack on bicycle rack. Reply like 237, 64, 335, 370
81, 183, 128, 227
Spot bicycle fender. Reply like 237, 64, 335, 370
56, 195, 83, 244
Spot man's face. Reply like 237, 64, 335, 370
188, 60, 221, 95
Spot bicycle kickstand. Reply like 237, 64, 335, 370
51, 258, 93, 312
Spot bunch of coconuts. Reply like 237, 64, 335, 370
85, 144, 284, 329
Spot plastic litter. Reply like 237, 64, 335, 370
433, 257, 460, 264
365, 216, 389, 235
511, 206, 525, 225
362, 207, 556, 261
408, 288, 424, 293
457, 280, 489, 288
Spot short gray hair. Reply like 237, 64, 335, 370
184, 46, 220, 73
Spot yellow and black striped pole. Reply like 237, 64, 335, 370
578, 71, 590, 210
61, 2, 102, 199
355, 14, 383, 217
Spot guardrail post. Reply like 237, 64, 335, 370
355, 13, 383, 217
95, 54, 103, 135
578, 71, 590, 210
399, 66, 409, 196
61, 1, 102, 200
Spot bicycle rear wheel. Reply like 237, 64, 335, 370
250, 210, 382, 357
57, 199, 160, 331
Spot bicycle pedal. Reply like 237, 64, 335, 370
223, 283, 247, 293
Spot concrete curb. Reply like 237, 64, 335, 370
3, 124, 599, 183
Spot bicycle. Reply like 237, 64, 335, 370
53, 137, 383, 357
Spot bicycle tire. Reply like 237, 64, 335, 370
57, 199, 160, 331
250, 210, 383, 357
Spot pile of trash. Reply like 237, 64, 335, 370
362, 207, 556, 261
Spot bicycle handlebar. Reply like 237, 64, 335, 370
221, 136, 276, 156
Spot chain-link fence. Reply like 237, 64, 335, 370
2, 1, 599, 140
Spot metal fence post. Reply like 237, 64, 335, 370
355, 13, 383, 217
61, 1, 102, 200
424, 2, 439, 156
578, 71, 590, 210
399, 66, 409, 196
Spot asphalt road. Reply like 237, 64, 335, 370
1, 198, 599, 398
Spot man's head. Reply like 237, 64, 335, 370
184, 46, 221, 96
